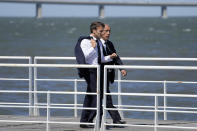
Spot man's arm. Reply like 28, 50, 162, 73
107, 41, 127, 76
80, 39, 96, 59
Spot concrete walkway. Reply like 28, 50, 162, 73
0, 115, 196, 131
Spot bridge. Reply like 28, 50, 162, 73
1, 0, 197, 18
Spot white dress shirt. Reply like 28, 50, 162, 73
100, 38, 107, 51
80, 35, 112, 65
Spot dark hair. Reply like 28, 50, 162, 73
90, 21, 105, 33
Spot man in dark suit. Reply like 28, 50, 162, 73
100, 24, 127, 125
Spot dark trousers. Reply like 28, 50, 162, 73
80, 67, 121, 124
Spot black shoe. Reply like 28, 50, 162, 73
113, 120, 126, 124
113, 120, 126, 128
80, 124, 94, 128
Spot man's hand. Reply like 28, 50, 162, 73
91, 39, 96, 48
110, 53, 117, 59
121, 70, 127, 76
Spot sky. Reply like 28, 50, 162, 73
0, 1, 197, 17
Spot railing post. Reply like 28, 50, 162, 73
118, 70, 124, 118
102, 66, 107, 131
154, 96, 158, 131
163, 80, 167, 120
74, 79, 78, 118
95, 65, 100, 131
47, 91, 50, 131
29, 57, 33, 116
34, 58, 40, 116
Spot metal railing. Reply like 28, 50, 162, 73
33, 56, 197, 119
102, 65, 197, 131
0, 63, 101, 131
33, 56, 77, 116
0, 56, 33, 116
1, 56, 197, 131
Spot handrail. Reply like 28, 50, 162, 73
1, 56, 197, 131
35, 56, 197, 61
0, 63, 101, 131
102, 64, 197, 131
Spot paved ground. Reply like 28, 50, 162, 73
0, 115, 197, 131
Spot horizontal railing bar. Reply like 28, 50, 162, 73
0, 56, 31, 59
0, 120, 95, 125
121, 57, 197, 61
1, 63, 197, 70
35, 56, 75, 60
36, 103, 197, 111
1, 102, 196, 111
0, 102, 29, 105
1, 90, 197, 97
106, 123, 153, 127
106, 93, 197, 97
0, 90, 97, 95
115, 80, 197, 84
105, 65, 197, 70
105, 108, 197, 114
36, 78, 85, 82
105, 123, 197, 129
0, 78, 29, 81
37, 103, 83, 106
0, 63, 98, 68
36, 78, 197, 84
115, 105, 197, 110
0, 105, 97, 110
34, 56, 197, 61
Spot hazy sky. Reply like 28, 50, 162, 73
0, 1, 197, 17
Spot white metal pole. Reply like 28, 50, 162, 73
164, 80, 167, 120
118, 70, 124, 118
34, 58, 39, 116
154, 96, 158, 131
29, 57, 33, 116
102, 66, 107, 131
74, 79, 77, 117
47, 91, 50, 131
95, 65, 100, 131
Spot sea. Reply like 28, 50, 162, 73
0, 17, 197, 121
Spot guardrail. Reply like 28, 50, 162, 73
33, 56, 197, 119
1, 56, 197, 131
0, 56, 33, 116
102, 65, 197, 131
0, 63, 101, 131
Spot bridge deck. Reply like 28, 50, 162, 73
0, 115, 196, 131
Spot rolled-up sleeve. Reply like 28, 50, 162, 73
101, 55, 112, 63
80, 39, 96, 59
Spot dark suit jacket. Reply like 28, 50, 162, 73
74, 36, 92, 78
104, 40, 124, 83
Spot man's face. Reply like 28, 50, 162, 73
101, 25, 111, 41
93, 26, 103, 39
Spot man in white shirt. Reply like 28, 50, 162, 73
78, 21, 117, 128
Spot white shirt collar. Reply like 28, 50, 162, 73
100, 38, 106, 44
